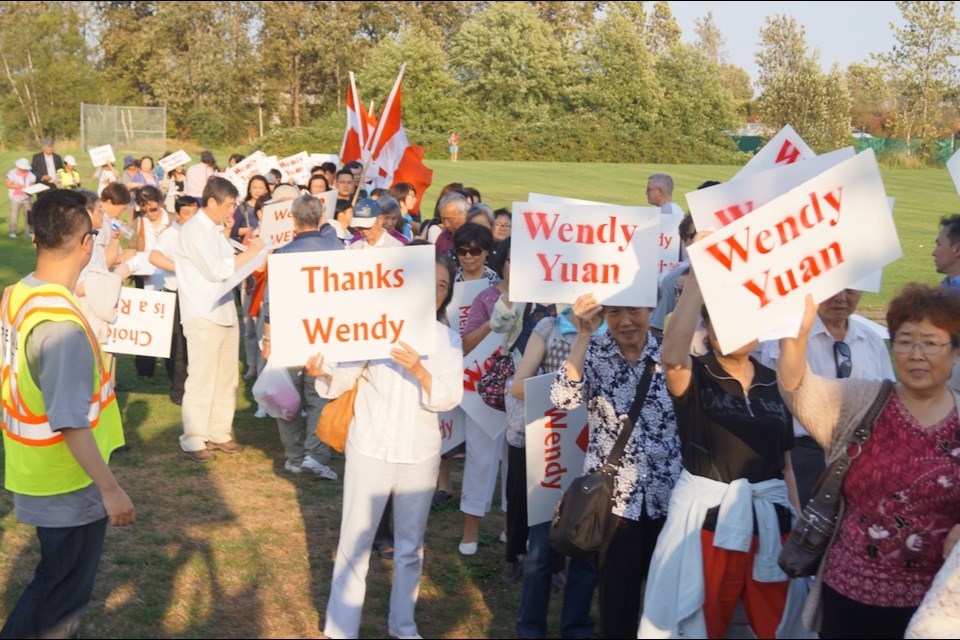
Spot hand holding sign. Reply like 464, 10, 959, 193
390, 341, 425, 376
776, 294, 818, 393
305, 353, 332, 381
572, 294, 603, 334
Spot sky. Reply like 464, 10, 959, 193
668, 1, 908, 86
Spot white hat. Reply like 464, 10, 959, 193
15, 158, 29, 171
64, 155, 77, 166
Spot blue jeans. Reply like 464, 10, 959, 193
0, 517, 108, 639
516, 522, 597, 639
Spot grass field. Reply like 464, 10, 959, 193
0, 155, 956, 638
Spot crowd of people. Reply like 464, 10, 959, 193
2, 144, 960, 640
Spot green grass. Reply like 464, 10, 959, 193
0, 157, 955, 637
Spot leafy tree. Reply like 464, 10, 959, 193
450, 2, 572, 119
876, 0, 960, 158
847, 62, 896, 135
755, 14, 851, 151
646, 1, 681, 56
694, 11, 754, 110
655, 44, 739, 143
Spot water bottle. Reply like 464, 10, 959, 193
110, 219, 136, 240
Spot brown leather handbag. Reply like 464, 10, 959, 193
315, 368, 366, 453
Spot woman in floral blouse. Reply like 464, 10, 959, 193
550, 293, 681, 638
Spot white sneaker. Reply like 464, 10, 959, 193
7, 233, 15, 239
284, 460, 302, 474
388, 630, 422, 639
254, 406, 268, 418
300, 455, 337, 480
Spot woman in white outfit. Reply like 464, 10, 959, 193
307, 255, 463, 640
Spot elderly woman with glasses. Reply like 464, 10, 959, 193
776, 284, 960, 638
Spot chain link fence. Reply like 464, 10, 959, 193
80, 103, 167, 155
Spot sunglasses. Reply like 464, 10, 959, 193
456, 246, 483, 257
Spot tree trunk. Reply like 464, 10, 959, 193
292, 52, 301, 128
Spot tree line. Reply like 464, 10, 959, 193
0, 1, 956, 163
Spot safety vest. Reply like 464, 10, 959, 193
56, 168, 80, 189
1, 281, 124, 496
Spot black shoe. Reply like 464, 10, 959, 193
373, 538, 394, 561
502, 560, 523, 583
113, 383, 129, 393
432, 489, 452, 506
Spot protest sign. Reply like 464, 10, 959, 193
439, 408, 466, 456
103, 288, 176, 358
948, 148, 960, 197
734, 124, 816, 180
211, 241, 271, 305
88, 144, 115, 167
259, 200, 296, 249
461, 330, 509, 437
267, 244, 436, 366
446, 280, 488, 333
317, 188, 337, 220
687, 147, 855, 232
223, 151, 266, 193
158, 150, 191, 173
278, 151, 311, 185
310, 153, 339, 168
524, 373, 588, 527
511, 201, 659, 307
528, 192, 682, 279
688, 149, 902, 355
257, 155, 282, 178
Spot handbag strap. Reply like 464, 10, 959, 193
602, 357, 657, 473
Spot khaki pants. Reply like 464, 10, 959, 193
179, 318, 239, 452
9, 199, 31, 235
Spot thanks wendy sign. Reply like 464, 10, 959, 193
688, 149, 901, 355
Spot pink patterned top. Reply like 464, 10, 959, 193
823, 394, 960, 607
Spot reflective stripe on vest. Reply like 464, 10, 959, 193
1, 281, 124, 496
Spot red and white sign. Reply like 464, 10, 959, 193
524, 373, 588, 527
223, 151, 266, 194
529, 192, 682, 279
461, 330, 508, 438
267, 244, 436, 366
511, 201, 659, 307
948, 148, 960, 197
259, 200, 297, 249
88, 144, 116, 167
439, 408, 466, 456
278, 151, 311, 185
446, 280, 488, 333
103, 288, 176, 358
734, 124, 816, 180
688, 149, 902, 354
158, 150, 192, 173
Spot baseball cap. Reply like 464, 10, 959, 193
15, 158, 30, 171
64, 155, 77, 166
123, 155, 137, 169
351, 198, 382, 228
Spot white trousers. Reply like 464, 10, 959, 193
180, 318, 238, 451
323, 443, 439, 639
459, 415, 508, 517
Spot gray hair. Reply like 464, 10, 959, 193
467, 203, 494, 226
291, 194, 324, 229
437, 191, 469, 216
377, 194, 401, 216
648, 173, 674, 195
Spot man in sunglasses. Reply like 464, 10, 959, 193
757, 288, 893, 508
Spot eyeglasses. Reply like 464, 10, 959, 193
494, 222, 511, 230
891, 339, 953, 355
456, 246, 483, 257
833, 341, 852, 378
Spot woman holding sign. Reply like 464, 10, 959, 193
776, 286, 960, 639
306, 255, 463, 640
640, 268, 800, 639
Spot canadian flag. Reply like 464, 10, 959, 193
339, 73, 377, 165
365, 64, 432, 214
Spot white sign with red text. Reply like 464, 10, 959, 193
461, 330, 508, 438
687, 147, 855, 232
529, 192, 682, 278
267, 244, 436, 366
310, 153, 339, 168
446, 280, 488, 333
259, 200, 297, 249
948, 148, 960, 197
511, 201, 659, 307
439, 407, 466, 456
734, 124, 816, 180
103, 288, 175, 358
88, 144, 116, 167
524, 373, 588, 527
317, 188, 337, 221
688, 149, 901, 355
278, 151, 311, 185
158, 150, 192, 173
223, 151, 266, 194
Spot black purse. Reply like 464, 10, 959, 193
777, 380, 894, 578
548, 358, 657, 560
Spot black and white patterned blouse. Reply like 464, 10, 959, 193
550, 330, 681, 521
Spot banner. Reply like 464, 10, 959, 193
446, 280, 488, 333
734, 124, 815, 180
310, 153, 339, 168
103, 288, 176, 358
267, 244, 436, 366
277, 151, 311, 185
524, 373, 589, 527
948, 148, 960, 197
223, 151, 266, 194
688, 149, 902, 354
259, 200, 296, 249
439, 408, 466, 456
460, 331, 509, 438
88, 144, 115, 167
529, 192, 682, 279
158, 150, 191, 173
511, 201, 659, 307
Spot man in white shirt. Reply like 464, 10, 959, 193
646, 172, 685, 216
175, 177, 264, 462
758, 288, 894, 507
349, 198, 405, 250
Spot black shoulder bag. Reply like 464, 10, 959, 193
549, 358, 657, 559
778, 380, 895, 578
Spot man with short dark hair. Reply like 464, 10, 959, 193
31, 137, 63, 188
175, 177, 265, 462
1, 189, 135, 638
334, 168, 356, 201
933, 214, 960, 392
